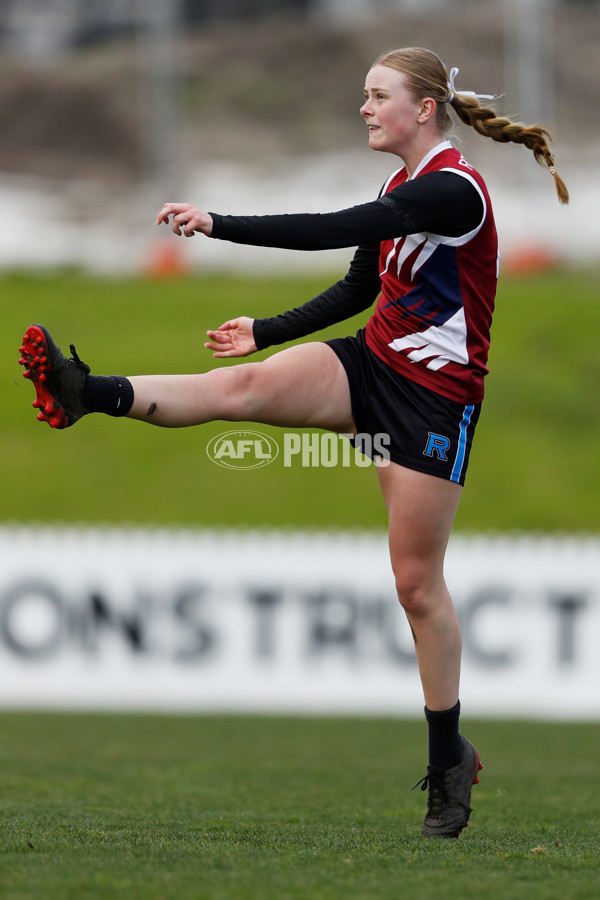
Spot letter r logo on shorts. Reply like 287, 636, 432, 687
423, 432, 450, 461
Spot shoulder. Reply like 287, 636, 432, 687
435, 148, 490, 195
388, 170, 481, 205
383, 171, 484, 235
421, 145, 486, 183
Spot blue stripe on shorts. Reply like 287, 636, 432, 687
451, 404, 475, 484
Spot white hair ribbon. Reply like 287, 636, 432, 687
446, 66, 496, 104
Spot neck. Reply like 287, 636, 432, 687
401, 135, 448, 179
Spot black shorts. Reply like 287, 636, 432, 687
325, 329, 481, 486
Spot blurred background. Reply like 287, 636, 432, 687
0, 0, 598, 272
1, 0, 599, 717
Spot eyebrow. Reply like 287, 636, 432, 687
363, 85, 390, 95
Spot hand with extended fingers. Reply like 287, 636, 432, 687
204, 317, 257, 358
156, 203, 213, 237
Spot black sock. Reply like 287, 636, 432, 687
82, 375, 134, 417
425, 700, 463, 771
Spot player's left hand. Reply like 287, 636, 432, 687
156, 203, 213, 237
205, 317, 257, 358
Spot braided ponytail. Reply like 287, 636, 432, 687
450, 95, 569, 205
375, 48, 569, 206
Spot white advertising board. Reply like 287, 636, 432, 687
0, 527, 599, 719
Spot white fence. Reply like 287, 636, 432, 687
1, 526, 599, 719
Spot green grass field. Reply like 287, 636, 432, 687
2, 264, 600, 531
1, 712, 599, 900
2, 269, 600, 897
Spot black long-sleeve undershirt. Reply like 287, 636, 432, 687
208, 170, 483, 350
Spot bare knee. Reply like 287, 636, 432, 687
392, 561, 438, 619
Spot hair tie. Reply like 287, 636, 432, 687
446, 65, 496, 104
548, 165, 557, 176
446, 66, 459, 103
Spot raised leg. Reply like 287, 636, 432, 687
127, 342, 356, 434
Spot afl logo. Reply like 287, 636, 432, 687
206, 430, 279, 469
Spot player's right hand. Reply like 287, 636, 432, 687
205, 317, 257, 358
156, 203, 213, 237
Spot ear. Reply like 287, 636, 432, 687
417, 98, 436, 124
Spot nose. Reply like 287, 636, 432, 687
360, 97, 371, 118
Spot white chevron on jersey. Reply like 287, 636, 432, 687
407, 235, 436, 281
388, 307, 469, 371
394, 232, 426, 278
380, 236, 403, 277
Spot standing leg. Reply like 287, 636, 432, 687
376, 462, 482, 837
377, 463, 462, 711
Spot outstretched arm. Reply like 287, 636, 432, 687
156, 173, 483, 250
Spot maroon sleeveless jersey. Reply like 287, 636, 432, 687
365, 141, 499, 403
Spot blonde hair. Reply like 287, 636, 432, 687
374, 47, 569, 205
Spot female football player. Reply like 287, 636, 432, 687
20, 47, 568, 837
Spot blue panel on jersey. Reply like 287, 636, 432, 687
381, 244, 462, 329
